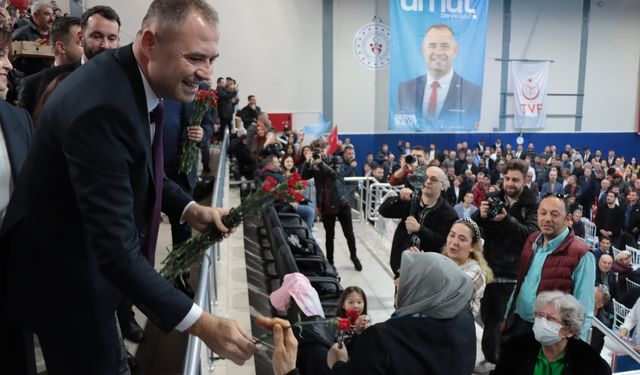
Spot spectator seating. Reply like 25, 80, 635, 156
583, 219, 598, 249
627, 279, 640, 291
627, 245, 640, 266
260, 207, 342, 317
613, 299, 631, 331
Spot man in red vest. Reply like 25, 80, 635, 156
503, 194, 595, 342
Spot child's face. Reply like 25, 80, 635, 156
343, 292, 365, 315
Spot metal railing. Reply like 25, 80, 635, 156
183, 129, 229, 375
591, 317, 640, 370
343, 177, 404, 223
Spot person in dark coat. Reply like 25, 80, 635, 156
0, 2, 256, 372
491, 291, 611, 375
328, 252, 476, 375
0, 28, 36, 375
378, 166, 458, 278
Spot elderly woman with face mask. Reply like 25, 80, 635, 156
326, 252, 476, 374
491, 291, 610, 375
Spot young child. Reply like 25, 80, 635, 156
336, 286, 371, 347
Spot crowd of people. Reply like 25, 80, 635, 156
230, 118, 639, 373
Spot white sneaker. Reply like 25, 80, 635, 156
473, 360, 495, 374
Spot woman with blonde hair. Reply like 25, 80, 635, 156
442, 217, 493, 317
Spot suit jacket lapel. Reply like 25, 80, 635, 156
415, 75, 427, 118
441, 72, 463, 115
0, 102, 32, 176
112, 45, 154, 179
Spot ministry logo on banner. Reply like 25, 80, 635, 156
389, 0, 489, 133
511, 61, 550, 129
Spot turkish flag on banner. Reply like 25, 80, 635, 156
326, 125, 339, 155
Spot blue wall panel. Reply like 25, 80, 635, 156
342, 132, 640, 168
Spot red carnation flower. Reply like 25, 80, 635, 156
294, 192, 304, 202
265, 176, 279, 188
346, 309, 360, 324
337, 318, 351, 331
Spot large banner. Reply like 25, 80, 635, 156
511, 61, 550, 129
389, 0, 489, 133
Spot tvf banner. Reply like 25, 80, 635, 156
511, 61, 550, 129
389, 0, 489, 133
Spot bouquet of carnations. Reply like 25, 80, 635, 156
178, 88, 218, 174
160, 172, 308, 280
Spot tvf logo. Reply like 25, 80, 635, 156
401, 0, 477, 14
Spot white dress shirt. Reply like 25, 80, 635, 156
138, 67, 202, 332
0, 126, 13, 228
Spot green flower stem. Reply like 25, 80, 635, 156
160, 191, 276, 280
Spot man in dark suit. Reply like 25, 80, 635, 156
18, 16, 83, 115
0, 29, 37, 373
18, 6, 121, 116
0, 1, 256, 372
396, 23, 481, 132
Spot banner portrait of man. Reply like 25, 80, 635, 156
389, 0, 489, 133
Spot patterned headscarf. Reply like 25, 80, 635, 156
396, 252, 473, 319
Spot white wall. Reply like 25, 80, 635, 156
211, 0, 323, 114
85, 0, 323, 115
89, 0, 640, 133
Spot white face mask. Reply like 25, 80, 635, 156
533, 317, 563, 346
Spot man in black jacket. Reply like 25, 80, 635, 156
1, 1, 256, 372
239, 94, 261, 128
472, 158, 539, 372
624, 189, 640, 243
378, 166, 457, 278
301, 144, 361, 271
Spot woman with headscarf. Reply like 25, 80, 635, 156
326, 252, 476, 374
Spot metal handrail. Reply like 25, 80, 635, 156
591, 317, 640, 365
183, 128, 230, 375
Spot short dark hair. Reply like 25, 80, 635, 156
141, 0, 217, 36
81, 5, 120, 31
411, 145, 427, 153
505, 158, 528, 177
52, 16, 80, 45
541, 194, 570, 216
425, 23, 455, 38
247, 95, 255, 101
344, 145, 354, 152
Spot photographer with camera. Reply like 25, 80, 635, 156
388, 146, 427, 186
471, 158, 539, 373
301, 141, 362, 271
379, 166, 458, 278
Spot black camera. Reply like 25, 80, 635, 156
405, 155, 415, 165
486, 197, 506, 219
312, 150, 322, 160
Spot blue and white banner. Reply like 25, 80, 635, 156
389, 0, 489, 132
511, 61, 550, 129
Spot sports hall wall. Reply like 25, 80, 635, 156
95, 0, 640, 160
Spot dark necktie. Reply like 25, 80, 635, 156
145, 101, 164, 265
427, 81, 440, 118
